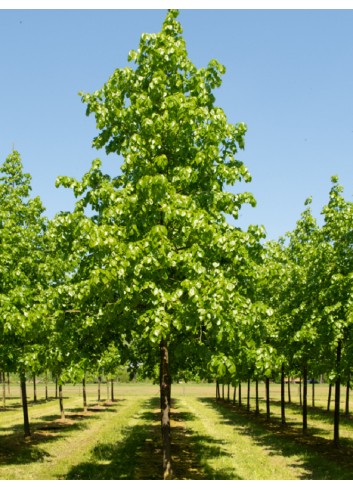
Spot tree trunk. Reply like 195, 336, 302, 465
233, 386, 236, 405
55, 376, 58, 398
288, 377, 291, 404
111, 379, 114, 402
227, 384, 230, 402
33, 374, 37, 403
106, 379, 109, 401
334, 341, 341, 448
299, 378, 302, 406
98, 376, 101, 405
20, 376, 30, 437
345, 375, 350, 417
59, 384, 65, 420
255, 379, 259, 415
2, 372, 5, 409
45, 371, 48, 401
312, 380, 315, 408
266, 377, 270, 420
160, 338, 172, 479
216, 380, 219, 399
7, 373, 10, 398
247, 379, 250, 412
222, 384, 224, 400
281, 364, 285, 425
238, 382, 241, 406
303, 365, 308, 435
83, 377, 87, 412
327, 383, 332, 412
134, 373, 137, 383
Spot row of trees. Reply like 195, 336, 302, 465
1, 9, 352, 478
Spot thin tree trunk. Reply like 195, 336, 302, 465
303, 365, 308, 435
327, 383, 332, 412
312, 380, 315, 408
281, 364, 285, 425
222, 384, 224, 400
7, 373, 10, 398
233, 386, 236, 405
299, 378, 302, 407
106, 379, 109, 401
238, 382, 242, 406
59, 384, 65, 420
345, 375, 350, 417
2, 372, 5, 409
98, 376, 101, 405
216, 380, 219, 399
20, 376, 30, 437
255, 379, 259, 415
83, 377, 87, 413
228, 384, 230, 402
160, 338, 172, 479
266, 377, 270, 420
334, 341, 341, 448
247, 379, 250, 412
45, 371, 48, 401
134, 373, 136, 383
55, 376, 58, 399
288, 377, 291, 404
33, 374, 37, 403
111, 379, 114, 401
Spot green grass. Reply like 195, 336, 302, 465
1, 381, 353, 479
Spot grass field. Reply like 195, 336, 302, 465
1, 381, 352, 479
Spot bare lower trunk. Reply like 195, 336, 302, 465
134, 373, 136, 383
33, 374, 37, 403
303, 365, 308, 435
227, 384, 230, 402
312, 380, 315, 408
247, 379, 250, 412
106, 379, 109, 401
233, 386, 236, 405
288, 377, 291, 404
111, 379, 114, 401
238, 382, 241, 406
45, 371, 48, 401
83, 376, 87, 412
334, 341, 341, 448
7, 373, 10, 398
255, 379, 259, 415
281, 364, 285, 425
59, 384, 65, 420
327, 384, 332, 412
20, 375, 30, 437
55, 376, 58, 398
98, 376, 101, 405
345, 375, 350, 417
216, 380, 219, 399
160, 338, 172, 479
266, 377, 270, 420
2, 372, 5, 409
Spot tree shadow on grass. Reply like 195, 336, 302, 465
64, 398, 158, 480
201, 398, 353, 480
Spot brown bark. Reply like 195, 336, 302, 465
111, 379, 114, 401
83, 376, 87, 412
312, 380, 315, 408
160, 338, 172, 479
33, 374, 37, 403
327, 383, 332, 412
303, 365, 308, 434
247, 379, 250, 412
21, 376, 30, 437
288, 377, 291, 404
238, 381, 241, 406
45, 371, 48, 401
134, 373, 137, 383
345, 375, 350, 417
299, 378, 302, 406
216, 380, 219, 399
227, 384, 230, 402
7, 373, 10, 398
334, 341, 341, 448
233, 385, 236, 405
255, 379, 259, 415
266, 377, 270, 420
281, 364, 285, 425
2, 372, 5, 409
98, 376, 101, 405
59, 383, 65, 420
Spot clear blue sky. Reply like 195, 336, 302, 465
1, 9, 352, 241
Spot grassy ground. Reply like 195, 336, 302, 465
1, 381, 353, 479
